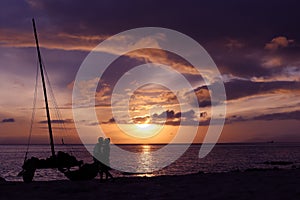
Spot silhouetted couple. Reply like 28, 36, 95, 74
93, 137, 113, 181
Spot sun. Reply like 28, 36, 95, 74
133, 123, 163, 138
125, 115, 164, 138
136, 123, 151, 130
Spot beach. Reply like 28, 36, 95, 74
1, 169, 299, 200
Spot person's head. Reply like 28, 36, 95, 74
104, 138, 110, 144
98, 137, 104, 144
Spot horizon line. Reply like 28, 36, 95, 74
0, 141, 299, 146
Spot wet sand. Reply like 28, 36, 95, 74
0, 169, 299, 200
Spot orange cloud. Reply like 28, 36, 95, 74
126, 49, 199, 75
264, 36, 294, 51
0, 28, 108, 51
262, 57, 282, 68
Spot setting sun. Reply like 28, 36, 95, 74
133, 123, 164, 138
136, 123, 151, 129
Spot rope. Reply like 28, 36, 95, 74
41, 60, 75, 155
24, 54, 76, 161
24, 61, 39, 162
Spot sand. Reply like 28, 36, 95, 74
0, 169, 299, 200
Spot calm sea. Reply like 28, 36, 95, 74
0, 143, 299, 181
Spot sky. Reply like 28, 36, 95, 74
0, 0, 299, 144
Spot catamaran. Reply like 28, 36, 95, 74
18, 19, 99, 182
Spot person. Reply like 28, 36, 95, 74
93, 137, 104, 180
102, 138, 113, 180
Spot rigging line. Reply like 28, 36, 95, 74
41, 59, 75, 154
40, 60, 64, 129
42, 62, 68, 139
24, 61, 39, 162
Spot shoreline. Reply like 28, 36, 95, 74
1, 168, 299, 200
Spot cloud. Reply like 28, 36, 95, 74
101, 109, 206, 126
1, 118, 15, 123
128, 85, 179, 106
225, 39, 244, 50
226, 110, 300, 124
38, 119, 73, 124
216, 111, 300, 125
191, 86, 212, 107
215, 52, 270, 78
165, 110, 300, 126
0, 27, 201, 77
225, 115, 247, 124
95, 82, 112, 107
153, 110, 181, 119
88, 75, 300, 129
0, 28, 108, 51
152, 109, 207, 126
126, 49, 200, 76
23, 0, 300, 44
253, 110, 300, 121
102, 117, 115, 124
191, 78, 300, 105
26, 0, 43, 9
132, 116, 150, 124
265, 36, 294, 51
262, 57, 282, 68
252, 66, 300, 82
224, 79, 300, 100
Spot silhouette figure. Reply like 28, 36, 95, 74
93, 137, 104, 180
93, 137, 103, 162
102, 138, 113, 180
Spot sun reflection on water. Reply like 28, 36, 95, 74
136, 145, 154, 173
142, 144, 151, 152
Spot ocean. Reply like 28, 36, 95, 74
0, 143, 299, 181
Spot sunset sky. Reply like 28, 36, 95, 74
0, 0, 299, 144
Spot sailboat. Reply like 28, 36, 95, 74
18, 19, 99, 182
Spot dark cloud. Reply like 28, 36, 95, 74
102, 117, 115, 124
191, 86, 211, 107
193, 79, 300, 103
225, 79, 300, 100
154, 110, 180, 119
24, 0, 299, 41
3, 0, 299, 49
153, 110, 197, 120
1, 118, 15, 123
167, 110, 300, 126
225, 115, 248, 124
216, 52, 270, 78
153, 109, 206, 126
0, 0, 33, 29
253, 111, 300, 121
38, 119, 73, 124
100, 110, 300, 127
225, 111, 300, 124
102, 109, 207, 126
1, 0, 300, 87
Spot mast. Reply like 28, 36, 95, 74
32, 18, 55, 157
